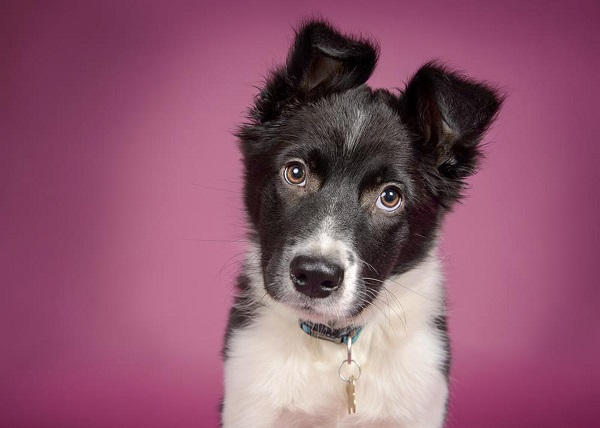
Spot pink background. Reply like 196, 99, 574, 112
2, 1, 599, 426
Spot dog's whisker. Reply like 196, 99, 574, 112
358, 289, 402, 341
379, 284, 408, 336
178, 237, 246, 243
360, 288, 393, 335
363, 276, 434, 301
217, 178, 244, 185
361, 278, 409, 336
356, 255, 379, 274
363, 278, 408, 326
190, 183, 242, 194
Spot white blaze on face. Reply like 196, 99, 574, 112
344, 108, 367, 153
289, 216, 360, 317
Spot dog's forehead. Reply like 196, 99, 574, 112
283, 89, 412, 168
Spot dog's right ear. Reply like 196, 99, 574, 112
251, 20, 378, 123
398, 62, 503, 207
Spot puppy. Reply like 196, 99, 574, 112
222, 20, 502, 428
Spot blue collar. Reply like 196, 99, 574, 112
299, 320, 363, 345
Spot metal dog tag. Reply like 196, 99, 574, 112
346, 375, 356, 414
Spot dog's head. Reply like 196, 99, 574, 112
238, 21, 502, 323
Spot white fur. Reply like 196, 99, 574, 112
286, 216, 361, 321
223, 249, 449, 427
345, 108, 367, 152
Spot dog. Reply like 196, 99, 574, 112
222, 20, 502, 427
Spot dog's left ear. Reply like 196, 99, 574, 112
399, 62, 504, 206
252, 20, 378, 123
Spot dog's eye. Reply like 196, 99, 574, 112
376, 187, 402, 212
284, 163, 307, 186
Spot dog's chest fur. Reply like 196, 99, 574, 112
223, 255, 449, 428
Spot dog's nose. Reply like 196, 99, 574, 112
290, 255, 344, 298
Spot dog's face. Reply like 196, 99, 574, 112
239, 22, 502, 323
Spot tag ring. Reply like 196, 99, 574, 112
338, 359, 361, 382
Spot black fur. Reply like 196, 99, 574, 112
231, 20, 501, 318
222, 19, 502, 427
399, 62, 504, 207
433, 314, 451, 379
225, 17, 501, 395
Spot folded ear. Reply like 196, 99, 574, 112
399, 62, 503, 206
252, 20, 378, 123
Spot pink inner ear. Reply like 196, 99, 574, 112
303, 55, 345, 91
